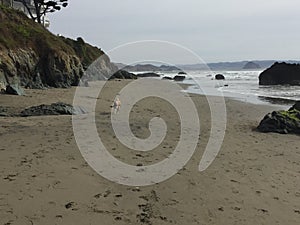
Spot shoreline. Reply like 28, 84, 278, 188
182, 81, 294, 109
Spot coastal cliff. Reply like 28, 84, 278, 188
0, 5, 117, 89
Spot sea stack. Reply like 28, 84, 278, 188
259, 62, 300, 85
243, 61, 261, 70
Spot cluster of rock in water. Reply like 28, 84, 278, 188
108, 70, 224, 82
108, 70, 188, 81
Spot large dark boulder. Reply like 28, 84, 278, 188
108, 70, 137, 80
173, 75, 186, 81
215, 74, 225, 80
5, 84, 24, 95
162, 76, 173, 80
259, 62, 300, 85
137, 72, 160, 78
257, 101, 300, 134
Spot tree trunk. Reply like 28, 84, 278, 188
33, 0, 42, 24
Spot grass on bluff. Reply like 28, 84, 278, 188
61, 37, 106, 69
0, 5, 72, 54
0, 4, 104, 65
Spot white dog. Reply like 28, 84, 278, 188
112, 97, 121, 114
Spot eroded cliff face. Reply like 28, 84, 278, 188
40, 50, 84, 88
0, 49, 37, 86
0, 48, 85, 88
85, 54, 119, 81
0, 6, 117, 89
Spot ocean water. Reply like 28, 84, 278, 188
157, 70, 300, 106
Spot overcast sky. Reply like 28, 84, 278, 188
49, 0, 300, 64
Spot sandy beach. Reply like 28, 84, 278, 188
0, 80, 299, 225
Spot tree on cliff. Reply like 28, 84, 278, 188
20, 0, 68, 24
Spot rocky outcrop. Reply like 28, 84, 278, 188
41, 50, 84, 88
137, 72, 160, 78
259, 62, 300, 85
0, 48, 84, 88
108, 70, 137, 80
215, 74, 225, 80
161, 76, 186, 81
62, 37, 118, 81
20, 102, 87, 117
257, 101, 300, 134
84, 54, 118, 81
243, 62, 261, 70
0, 6, 116, 89
5, 84, 24, 95
173, 75, 186, 81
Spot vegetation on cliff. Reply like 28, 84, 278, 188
0, 5, 116, 89
0, 5, 70, 53
61, 37, 106, 70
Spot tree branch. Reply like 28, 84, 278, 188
21, 0, 36, 21
19, 0, 68, 25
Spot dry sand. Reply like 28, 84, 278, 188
0, 80, 299, 225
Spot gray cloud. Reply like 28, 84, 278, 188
49, 0, 300, 63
